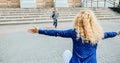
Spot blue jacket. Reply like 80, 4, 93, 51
38, 29, 117, 63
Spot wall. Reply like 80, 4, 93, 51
36, 0, 82, 8
36, 0, 54, 8
0, 0, 82, 8
68, 0, 82, 7
0, 0, 20, 8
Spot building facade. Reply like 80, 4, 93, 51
0, 0, 20, 8
0, 0, 82, 8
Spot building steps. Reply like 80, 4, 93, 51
0, 8, 120, 25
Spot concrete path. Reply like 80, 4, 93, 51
0, 20, 120, 63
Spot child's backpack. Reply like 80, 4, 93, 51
52, 11, 55, 18
52, 14, 55, 18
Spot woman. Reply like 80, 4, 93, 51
28, 9, 120, 63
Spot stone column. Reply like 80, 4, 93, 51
36, 0, 54, 8
45, 0, 54, 8
0, 0, 20, 8
9, 0, 20, 8
0, 0, 8, 8
68, 0, 82, 7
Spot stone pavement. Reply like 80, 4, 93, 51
0, 20, 120, 63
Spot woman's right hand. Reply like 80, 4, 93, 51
28, 26, 39, 34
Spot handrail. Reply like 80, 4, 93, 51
83, 0, 119, 7
107, 0, 119, 7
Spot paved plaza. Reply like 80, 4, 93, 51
0, 20, 120, 63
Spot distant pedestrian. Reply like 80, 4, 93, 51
51, 8, 59, 28
28, 9, 120, 63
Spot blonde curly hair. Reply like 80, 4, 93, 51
74, 9, 103, 44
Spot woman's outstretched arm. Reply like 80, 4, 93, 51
103, 31, 120, 39
28, 26, 75, 38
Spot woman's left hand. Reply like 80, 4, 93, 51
117, 30, 120, 35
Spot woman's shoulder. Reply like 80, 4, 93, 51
67, 28, 77, 35
67, 28, 76, 32
61, 28, 76, 35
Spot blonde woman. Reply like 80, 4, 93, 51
28, 9, 120, 63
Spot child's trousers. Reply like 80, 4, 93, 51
53, 19, 57, 28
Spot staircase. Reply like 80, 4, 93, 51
0, 8, 120, 25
